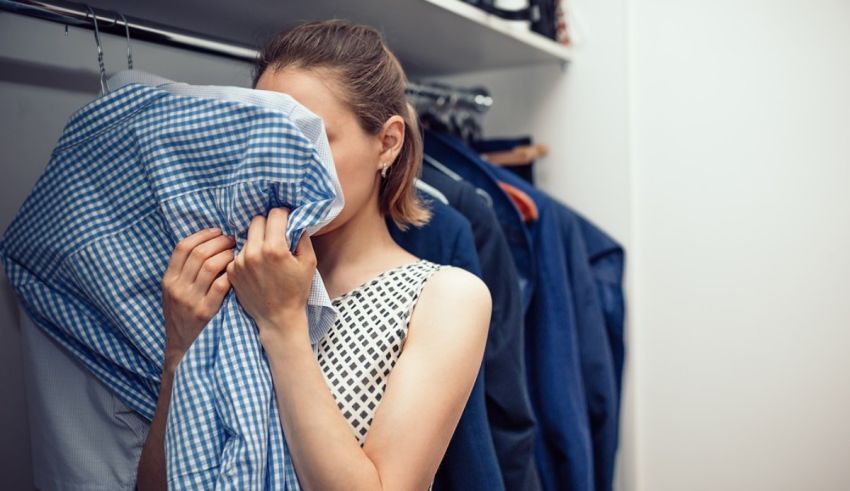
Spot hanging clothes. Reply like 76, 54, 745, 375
424, 147, 537, 316
552, 205, 624, 491
388, 194, 507, 491
0, 70, 344, 490
576, 216, 627, 397
434, 121, 626, 410
418, 165, 541, 491
423, 128, 625, 491
425, 129, 591, 491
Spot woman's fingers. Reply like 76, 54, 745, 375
164, 228, 222, 284
203, 271, 232, 310
180, 234, 235, 285
266, 208, 290, 253
194, 247, 235, 295
243, 215, 266, 262
294, 231, 315, 265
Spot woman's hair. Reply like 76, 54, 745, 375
252, 19, 431, 230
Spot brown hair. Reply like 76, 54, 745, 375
253, 20, 431, 230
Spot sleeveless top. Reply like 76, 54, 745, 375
314, 258, 444, 488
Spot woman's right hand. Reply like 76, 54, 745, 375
161, 227, 236, 371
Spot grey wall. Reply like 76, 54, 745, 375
0, 12, 253, 488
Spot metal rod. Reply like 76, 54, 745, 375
0, 0, 259, 62
0, 0, 494, 110
406, 81, 493, 113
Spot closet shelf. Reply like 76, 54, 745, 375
401, 0, 572, 75
84, 0, 571, 77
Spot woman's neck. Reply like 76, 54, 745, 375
311, 200, 416, 298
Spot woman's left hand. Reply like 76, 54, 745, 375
227, 207, 316, 341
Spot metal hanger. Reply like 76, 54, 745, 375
414, 179, 449, 206
422, 154, 494, 208
116, 12, 133, 69
84, 4, 108, 94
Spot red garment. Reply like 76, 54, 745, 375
499, 181, 539, 222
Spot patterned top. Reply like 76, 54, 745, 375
315, 258, 444, 487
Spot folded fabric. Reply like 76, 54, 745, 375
0, 70, 343, 490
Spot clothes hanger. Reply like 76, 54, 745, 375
414, 178, 449, 206
117, 12, 134, 70
481, 143, 549, 167
423, 154, 463, 182
84, 4, 109, 94
422, 153, 494, 208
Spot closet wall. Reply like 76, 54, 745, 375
628, 0, 850, 489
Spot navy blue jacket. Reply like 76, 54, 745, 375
577, 215, 626, 397
553, 206, 620, 491
420, 166, 541, 491
482, 151, 626, 491
387, 196, 506, 491
424, 129, 625, 491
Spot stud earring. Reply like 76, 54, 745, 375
381, 164, 389, 178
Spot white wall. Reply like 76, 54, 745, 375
629, 0, 850, 490
442, 1, 850, 490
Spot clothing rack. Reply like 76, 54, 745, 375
0, 0, 259, 61
0, 0, 495, 109
405, 81, 494, 114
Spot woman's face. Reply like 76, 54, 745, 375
255, 66, 389, 236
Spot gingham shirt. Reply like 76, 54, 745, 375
0, 70, 344, 489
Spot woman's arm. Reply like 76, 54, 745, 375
136, 362, 177, 490
136, 228, 236, 490
259, 266, 491, 491
227, 208, 491, 490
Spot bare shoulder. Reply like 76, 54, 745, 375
409, 264, 492, 341
424, 265, 491, 309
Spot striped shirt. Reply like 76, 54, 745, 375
0, 70, 343, 489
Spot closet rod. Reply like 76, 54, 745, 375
1, 0, 495, 106
0, 0, 259, 62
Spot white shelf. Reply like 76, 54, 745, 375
422, 0, 571, 64
87, 0, 571, 77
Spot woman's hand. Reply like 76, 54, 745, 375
226, 207, 316, 344
161, 227, 235, 370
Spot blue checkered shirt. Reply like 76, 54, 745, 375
0, 70, 344, 489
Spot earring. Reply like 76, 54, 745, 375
381, 164, 389, 178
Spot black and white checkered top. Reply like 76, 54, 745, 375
315, 258, 444, 448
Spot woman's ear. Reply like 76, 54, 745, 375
377, 115, 405, 169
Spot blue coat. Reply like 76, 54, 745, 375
424, 130, 625, 491
419, 165, 541, 491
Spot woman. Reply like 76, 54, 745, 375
136, 20, 492, 490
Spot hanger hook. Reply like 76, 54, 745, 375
84, 5, 109, 94
118, 12, 133, 69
